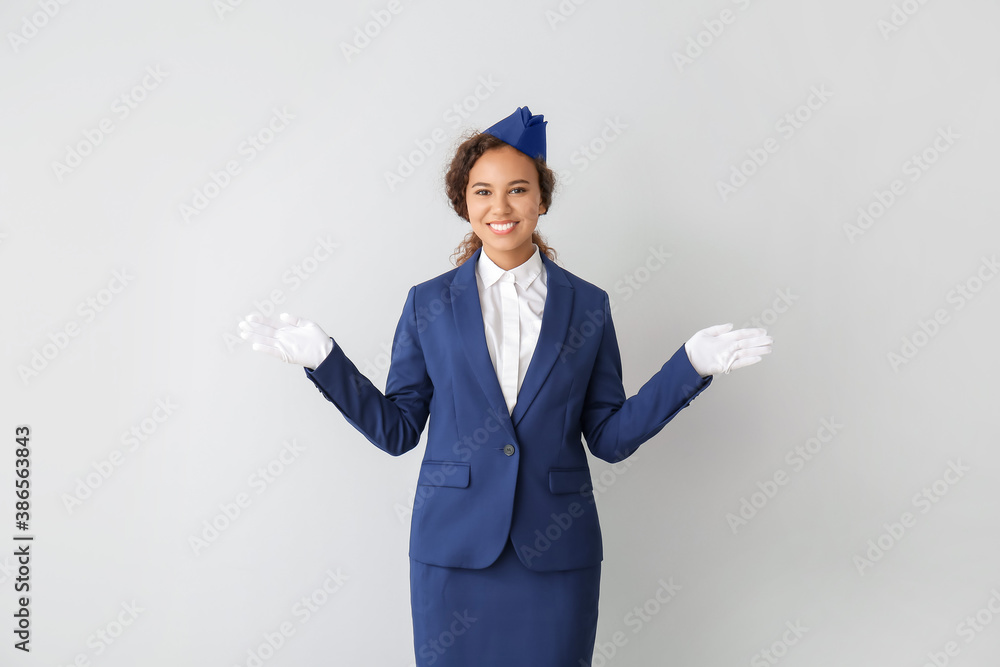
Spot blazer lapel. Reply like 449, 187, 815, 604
511, 251, 572, 427
450, 246, 573, 439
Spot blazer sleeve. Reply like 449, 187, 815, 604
581, 291, 712, 463
302, 285, 432, 457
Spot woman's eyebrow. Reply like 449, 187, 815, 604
469, 179, 531, 188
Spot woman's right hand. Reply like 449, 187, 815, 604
238, 312, 334, 370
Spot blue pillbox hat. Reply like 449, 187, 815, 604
483, 106, 547, 162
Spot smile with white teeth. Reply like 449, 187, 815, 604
489, 221, 517, 231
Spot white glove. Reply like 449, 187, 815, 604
684, 323, 772, 377
238, 312, 334, 370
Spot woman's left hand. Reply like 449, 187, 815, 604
684, 323, 772, 377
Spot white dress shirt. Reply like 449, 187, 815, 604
475, 243, 547, 415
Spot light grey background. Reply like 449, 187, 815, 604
3, 1, 1000, 665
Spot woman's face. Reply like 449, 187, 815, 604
465, 144, 547, 270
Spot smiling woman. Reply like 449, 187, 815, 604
238, 106, 772, 667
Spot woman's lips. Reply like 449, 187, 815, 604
488, 221, 517, 234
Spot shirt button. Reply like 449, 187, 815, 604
504, 444, 516, 456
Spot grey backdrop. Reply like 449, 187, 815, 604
3, 1, 1000, 665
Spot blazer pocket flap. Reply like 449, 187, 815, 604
549, 467, 593, 495
417, 461, 470, 488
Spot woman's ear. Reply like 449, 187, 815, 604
539, 203, 547, 215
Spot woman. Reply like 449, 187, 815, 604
239, 106, 772, 666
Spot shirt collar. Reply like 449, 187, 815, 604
477, 243, 544, 290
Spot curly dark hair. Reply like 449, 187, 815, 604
444, 131, 557, 267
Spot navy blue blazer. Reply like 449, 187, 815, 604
304, 246, 712, 571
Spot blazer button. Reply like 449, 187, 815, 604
503, 444, 516, 456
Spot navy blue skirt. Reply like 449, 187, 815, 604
409, 535, 601, 666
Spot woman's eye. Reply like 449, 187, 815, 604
510, 187, 526, 194
474, 189, 490, 196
